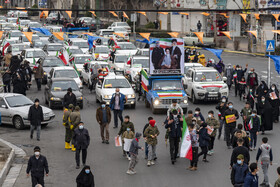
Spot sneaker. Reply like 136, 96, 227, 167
151, 161, 155, 165
147, 161, 151, 167
207, 151, 212, 155
187, 166, 193, 170
126, 170, 133, 175
102, 140, 105, 143
76, 165, 80, 169
191, 167, 197, 171
130, 170, 136, 174
105, 140, 109, 144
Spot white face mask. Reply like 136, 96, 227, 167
208, 115, 212, 118
222, 99, 226, 103
173, 115, 177, 118
79, 125, 84, 129
35, 152, 40, 156
195, 111, 199, 115
272, 87, 275, 90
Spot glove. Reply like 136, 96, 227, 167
70, 125, 74, 130
63, 122, 66, 127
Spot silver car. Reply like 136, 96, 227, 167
0, 93, 55, 129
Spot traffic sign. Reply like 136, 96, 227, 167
266, 40, 275, 52
131, 14, 137, 22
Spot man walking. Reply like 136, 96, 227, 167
224, 102, 239, 149
247, 68, 258, 94
69, 106, 81, 151
109, 88, 126, 128
127, 132, 143, 175
244, 163, 259, 187
143, 117, 153, 159
231, 154, 249, 187
197, 20, 202, 32
26, 146, 49, 187
96, 101, 111, 144
230, 138, 250, 167
28, 99, 43, 141
73, 122, 90, 169
63, 87, 77, 108
33, 61, 44, 91
63, 104, 74, 149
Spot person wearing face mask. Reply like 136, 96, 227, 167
225, 64, 234, 90
224, 102, 239, 149
241, 102, 252, 132
109, 88, 127, 128
244, 163, 259, 187
28, 98, 44, 141
167, 99, 183, 120
122, 127, 135, 160
231, 154, 249, 187
63, 87, 77, 108
69, 106, 81, 151
197, 122, 211, 162
268, 84, 279, 123
238, 77, 247, 101
194, 107, 205, 124
96, 101, 111, 144
233, 64, 248, 97
247, 110, 260, 150
26, 146, 49, 187
165, 110, 183, 164
256, 81, 268, 114
247, 68, 258, 95
33, 60, 44, 91
73, 122, 90, 169
216, 96, 228, 140
76, 165, 95, 187
258, 96, 273, 134
117, 116, 135, 156
206, 111, 220, 155
188, 122, 199, 171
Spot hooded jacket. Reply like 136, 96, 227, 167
118, 121, 135, 136
76, 166, 95, 187
231, 163, 249, 185
256, 143, 273, 162
244, 172, 258, 187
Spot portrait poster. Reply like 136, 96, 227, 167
149, 38, 184, 75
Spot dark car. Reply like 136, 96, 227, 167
38, 56, 66, 84
44, 78, 83, 109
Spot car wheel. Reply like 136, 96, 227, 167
42, 123, 48, 128
95, 95, 99, 103
145, 99, 150, 108
192, 91, 198, 104
48, 101, 53, 109
131, 103, 136, 109
13, 116, 24, 130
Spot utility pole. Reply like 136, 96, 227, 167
213, 12, 217, 46
167, 0, 171, 31
250, 0, 256, 53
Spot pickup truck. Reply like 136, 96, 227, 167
141, 70, 188, 114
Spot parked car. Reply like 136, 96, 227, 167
109, 22, 131, 33
44, 78, 83, 109
0, 93, 55, 129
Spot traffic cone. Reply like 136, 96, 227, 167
65, 142, 71, 150
71, 144, 76, 152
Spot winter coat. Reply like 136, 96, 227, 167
231, 163, 249, 185
274, 177, 280, 187
28, 104, 43, 126
109, 93, 126, 111
96, 106, 111, 124
122, 131, 135, 141
144, 125, 160, 146
34, 64, 44, 79
129, 139, 141, 155
63, 108, 71, 127
225, 67, 233, 86
118, 121, 135, 136
63, 92, 77, 108
216, 102, 228, 119
73, 128, 90, 149
247, 72, 258, 87
69, 111, 81, 129
244, 172, 258, 187
194, 113, 205, 122
26, 155, 49, 177
165, 114, 183, 138
206, 117, 220, 137
230, 146, 250, 166
232, 135, 250, 150
247, 117, 260, 133
241, 107, 252, 121
224, 108, 239, 126
198, 127, 210, 147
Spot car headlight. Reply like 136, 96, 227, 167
222, 85, 228, 89
50, 97, 61, 101
104, 95, 111, 99
44, 72, 47, 75
154, 99, 160, 105
195, 86, 204, 90
127, 94, 135, 98
78, 68, 82, 72
183, 99, 188, 104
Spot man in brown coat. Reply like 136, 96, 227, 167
3, 50, 12, 68
34, 61, 44, 91
69, 106, 81, 151
96, 101, 111, 144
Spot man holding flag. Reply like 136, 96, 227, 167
180, 113, 193, 164
247, 110, 260, 150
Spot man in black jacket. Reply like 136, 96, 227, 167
63, 87, 77, 108
73, 122, 90, 169
165, 110, 183, 164
26, 146, 49, 187
230, 138, 250, 167
224, 102, 239, 149
28, 98, 44, 141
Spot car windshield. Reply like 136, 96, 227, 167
117, 22, 129, 27
26, 51, 46, 58
118, 43, 136, 50
113, 27, 127, 32
142, 50, 149, 56
69, 48, 83, 54
20, 20, 30, 25
153, 80, 183, 91
29, 23, 42, 27
48, 45, 62, 51
102, 31, 113, 35
7, 19, 17, 23
75, 56, 93, 64
5, 95, 33, 107
43, 59, 64, 67
103, 79, 130, 88
23, 35, 39, 42
10, 32, 22, 37
73, 42, 88, 48
12, 44, 29, 52
115, 55, 128, 63
95, 47, 109, 53
51, 81, 79, 91
194, 71, 222, 82
132, 58, 149, 68
34, 41, 49, 47
54, 70, 78, 78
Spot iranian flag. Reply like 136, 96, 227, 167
141, 69, 149, 92
248, 118, 252, 130
59, 48, 70, 65
180, 116, 192, 160
2, 39, 10, 55
72, 61, 80, 76
233, 72, 237, 79
157, 91, 183, 98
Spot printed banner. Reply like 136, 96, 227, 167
115, 136, 122, 147
225, 114, 236, 124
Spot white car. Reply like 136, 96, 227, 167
71, 54, 94, 75
0, 93, 55, 129
19, 19, 31, 27
109, 22, 131, 33
183, 67, 228, 103
45, 26, 62, 33
95, 73, 136, 108
19, 34, 40, 45
93, 45, 110, 61
69, 39, 89, 53
184, 63, 203, 72
135, 48, 149, 56
115, 42, 137, 56
124, 56, 149, 82
28, 22, 42, 28
48, 67, 83, 89
112, 54, 129, 71
96, 29, 114, 37
21, 48, 47, 67
9, 30, 23, 40
43, 43, 63, 56
111, 27, 129, 40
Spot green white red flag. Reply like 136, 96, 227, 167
59, 48, 70, 65
180, 116, 192, 160
141, 69, 149, 92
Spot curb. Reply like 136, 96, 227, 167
0, 142, 15, 186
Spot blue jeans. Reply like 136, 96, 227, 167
250, 132, 257, 148
113, 110, 123, 128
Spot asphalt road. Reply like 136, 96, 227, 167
1, 50, 280, 187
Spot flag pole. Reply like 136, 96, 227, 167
268, 51, 271, 87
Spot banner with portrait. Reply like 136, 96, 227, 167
149, 38, 184, 75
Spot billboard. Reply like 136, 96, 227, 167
149, 38, 184, 75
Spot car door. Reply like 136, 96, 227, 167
0, 97, 11, 124
185, 70, 193, 96
45, 80, 52, 102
